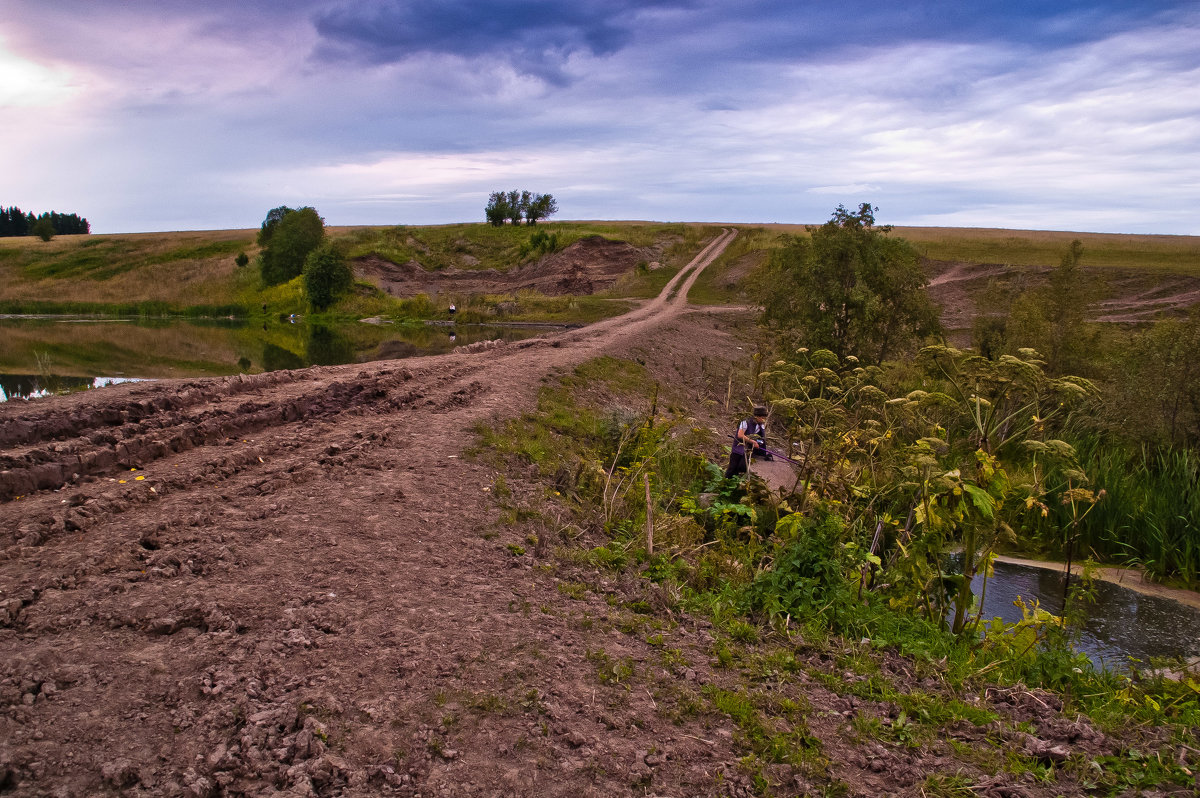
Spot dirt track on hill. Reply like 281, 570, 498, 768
2, 228, 1192, 797
1, 231, 761, 797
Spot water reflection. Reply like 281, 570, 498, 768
966, 560, 1200, 668
0, 316, 549, 401
0, 375, 144, 402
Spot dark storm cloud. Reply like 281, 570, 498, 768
311, 0, 691, 80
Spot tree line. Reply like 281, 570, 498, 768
484, 190, 558, 226
0, 206, 91, 238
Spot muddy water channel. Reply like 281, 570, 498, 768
0, 315, 549, 401
966, 560, 1200, 669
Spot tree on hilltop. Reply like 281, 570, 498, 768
485, 192, 512, 226
757, 203, 941, 364
524, 193, 558, 225
484, 190, 558, 226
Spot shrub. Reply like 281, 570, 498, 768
302, 243, 353, 311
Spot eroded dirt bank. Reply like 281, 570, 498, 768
2, 229, 1196, 797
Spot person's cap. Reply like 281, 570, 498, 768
753, 406, 768, 417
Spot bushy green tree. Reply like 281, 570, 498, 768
302, 242, 353, 311
484, 192, 511, 226
525, 193, 558, 225
257, 205, 292, 247
31, 215, 55, 241
259, 206, 324, 286
758, 204, 940, 364
484, 190, 558, 226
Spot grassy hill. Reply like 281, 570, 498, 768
1, 222, 1198, 319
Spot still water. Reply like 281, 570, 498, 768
0, 315, 550, 401
967, 560, 1200, 669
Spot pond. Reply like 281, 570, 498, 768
966, 559, 1200, 669
0, 315, 552, 401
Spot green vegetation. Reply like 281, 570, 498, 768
258, 206, 325, 286
0, 216, 714, 324
485, 189, 558, 226
301, 242, 353, 311
1, 218, 1194, 326
896, 226, 1200, 275
31, 216, 55, 242
757, 205, 941, 363
474, 333, 1199, 795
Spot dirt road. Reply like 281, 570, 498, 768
3, 227, 1189, 798
1, 230, 761, 797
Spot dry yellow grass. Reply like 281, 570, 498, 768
0, 229, 257, 307
750, 223, 1200, 273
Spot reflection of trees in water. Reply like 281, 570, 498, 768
260, 324, 355, 370
261, 343, 305, 372
254, 322, 545, 372
377, 340, 421, 359
306, 324, 355, 366
0, 373, 92, 400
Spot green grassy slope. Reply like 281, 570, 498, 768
2, 222, 1196, 317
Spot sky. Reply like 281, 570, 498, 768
1, 1, 1198, 235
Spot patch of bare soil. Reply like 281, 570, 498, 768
357, 236, 657, 298
1091, 272, 1200, 323
924, 258, 1200, 337
2, 230, 1196, 797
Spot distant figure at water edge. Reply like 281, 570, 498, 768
725, 405, 770, 479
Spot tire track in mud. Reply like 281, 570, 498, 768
0, 226, 1131, 798
0, 229, 735, 507
0, 227, 735, 647
0, 229, 742, 798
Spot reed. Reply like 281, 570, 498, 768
1043, 434, 1200, 585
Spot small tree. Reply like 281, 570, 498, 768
235, 251, 249, 268
758, 203, 941, 364
525, 193, 558, 225
506, 190, 523, 225
32, 216, 55, 241
302, 243, 353, 311
259, 206, 325, 286
485, 192, 512, 226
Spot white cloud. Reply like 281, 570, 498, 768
0, 2, 1197, 233
0, 39, 77, 107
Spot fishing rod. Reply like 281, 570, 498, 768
728, 435, 804, 467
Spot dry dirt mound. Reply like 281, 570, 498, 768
357, 235, 655, 298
